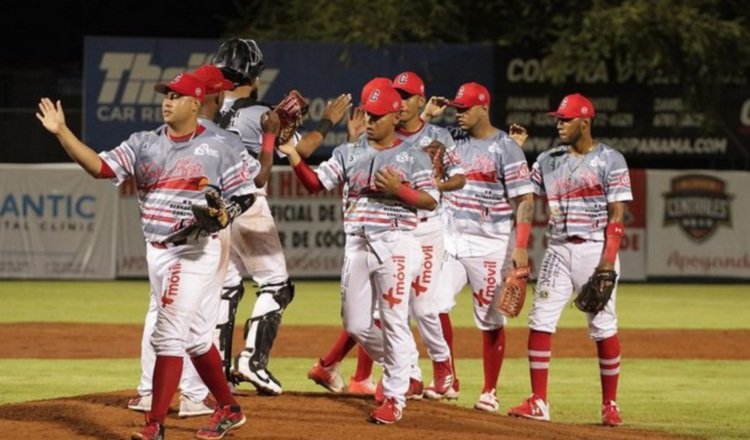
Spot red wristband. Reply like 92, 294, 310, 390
603, 222, 624, 264
292, 160, 324, 193
262, 133, 276, 154
515, 222, 531, 249
98, 159, 115, 178
396, 184, 421, 206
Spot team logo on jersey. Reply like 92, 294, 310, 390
194, 144, 219, 157
663, 174, 732, 242
395, 152, 414, 164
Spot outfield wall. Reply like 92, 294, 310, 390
1, 165, 747, 280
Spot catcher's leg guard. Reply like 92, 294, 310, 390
214, 283, 244, 381
234, 280, 294, 395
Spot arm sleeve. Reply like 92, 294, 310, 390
530, 159, 546, 196
97, 132, 140, 185
315, 145, 347, 191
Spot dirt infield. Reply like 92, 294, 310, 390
2, 323, 741, 439
1, 323, 748, 360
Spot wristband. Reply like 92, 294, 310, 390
396, 184, 421, 206
515, 222, 531, 249
603, 222, 624, 264
261, 133, 276, 153
314, 118, 333, 137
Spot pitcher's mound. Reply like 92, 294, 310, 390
0, 390, 692, 440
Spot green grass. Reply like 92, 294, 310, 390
1, 281, 748, 329
0, 357, 747, 440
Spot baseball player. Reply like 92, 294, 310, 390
430, 82, 535, 412
508, 93, 631, 426
209, 38, 294, 396
127, 64, 245, 418
36, 72, 254, 440
280, 83, 438, 424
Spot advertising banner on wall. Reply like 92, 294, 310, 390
646, 170, 750, 278
0, 164, 117, 279
527, 169, 647, 281
84, 36, 493, 162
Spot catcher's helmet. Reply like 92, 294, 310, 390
211, 38, 265, 86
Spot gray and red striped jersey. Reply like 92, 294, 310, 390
397, 122, 465, 221
442, 130, 533, 238
531, 143, 632, 242
99, 125, 257, 242
316, 136, 439, 236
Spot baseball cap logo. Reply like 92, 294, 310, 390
369, 89, 381, 102
397, 73, 409, 84
581, 106, 588, 115
456, 86, 465, 98
194, 87, 203, 97
171, 73, 183, 85
478, 93, 486, 103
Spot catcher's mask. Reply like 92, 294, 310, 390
211, 38, 265, 86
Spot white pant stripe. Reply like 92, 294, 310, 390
600, 367, 620, 376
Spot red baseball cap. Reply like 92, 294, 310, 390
447, 82, 491, 108
392, 71, 425, 97
360, 85, 402, 116
548, 93, 596, 118
192, 64, 234, 94
360, 77, 392, 104
154, 72, 206, 102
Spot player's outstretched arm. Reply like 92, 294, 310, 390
277, 140, 325, 193
36, 98, 103, 177
375, 168, 437, 211
296, 93, 352, 158
510, 192, 534, 268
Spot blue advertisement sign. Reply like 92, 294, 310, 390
84, 36, 493, 160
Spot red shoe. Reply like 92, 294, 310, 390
348, 376, 376, 394
131, 416, 164, 440
406, 378, 424, 400
195, 405, 246, 440
508, 394, 550, 421
369, 398, 404, 425
307, 358, 345, 393
431, 359, 454, 396
424, 375, 460, 400
602, 401, 623, 426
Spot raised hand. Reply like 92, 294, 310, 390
36, 98, 66, 135
347, 107, 366, 142
323, 93, 353, 125
509, 123, 529, 146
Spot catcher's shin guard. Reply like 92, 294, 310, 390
241, 280, 295, 369
215, 283, 245, 381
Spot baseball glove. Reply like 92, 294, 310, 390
274, 89, 309, 145
574, 269, 618, 314
191, 189, 230, 234
424, 140, 446, 178
497, 266, 530, 318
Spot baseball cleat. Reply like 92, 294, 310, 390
424, 376, 460, 400
195, 405, 246, 440
474, 388, 499, 412
601, 400, 623, 426
348, 376, 376, 394
233, 352, 282, 395
307, 359, 345, 393
178, 395, 216, 417
508, 393, 550, 421
406, 378, 424, 400
369, 398, 403, 425
127, 394, 152, 412
131, 418, 164, 440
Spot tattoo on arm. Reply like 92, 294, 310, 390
516, 193, 534, 223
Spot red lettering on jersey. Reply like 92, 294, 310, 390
383, 287, 402, 309
411, 276, 427, 297
161, 262, 182, 308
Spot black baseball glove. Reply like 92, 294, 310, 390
191, 189, 230, 234
574, 269, 618, 314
